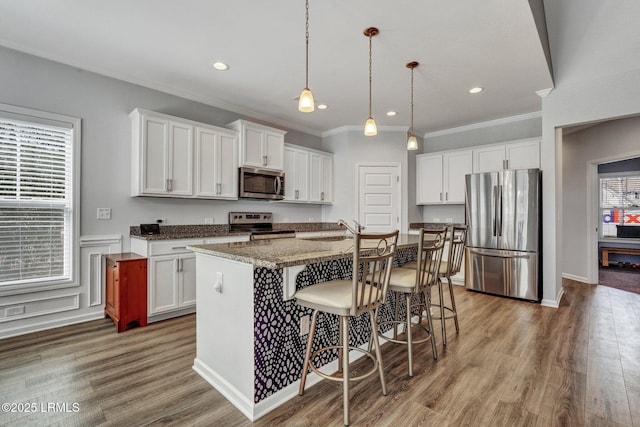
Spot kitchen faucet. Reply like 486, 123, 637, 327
337, 219, 365, 234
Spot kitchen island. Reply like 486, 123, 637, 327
187, 235, 420, 420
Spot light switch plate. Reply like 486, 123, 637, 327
97, 208, 111, 220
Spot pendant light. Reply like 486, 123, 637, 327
298, 0, 314, 112
363, 27, 379, 136
406, 61, 419, 150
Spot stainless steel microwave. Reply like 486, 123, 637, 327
239, 167, 285, 200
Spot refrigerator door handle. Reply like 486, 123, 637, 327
496, 185, 503, 236
468, 248, 530, 259
492, 185, 498, 236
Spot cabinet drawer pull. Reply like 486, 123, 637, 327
171, 246, 187, 250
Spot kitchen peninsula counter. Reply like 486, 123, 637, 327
189, 234, 419, 421
187, 233, 419, 269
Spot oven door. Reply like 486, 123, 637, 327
239, 167, 285, 200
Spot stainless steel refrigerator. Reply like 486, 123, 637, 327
464, 169, 542, 301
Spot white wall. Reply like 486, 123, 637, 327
541, 0, 640, 306
562, 117, 640, 282
321, 128, 419, 230
0, 46, 323, 337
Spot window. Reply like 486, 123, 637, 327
0, 104, 80, 293
600, 173, 640, 238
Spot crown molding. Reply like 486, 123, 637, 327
321, 125, 410, 138
423, 111, 542, 139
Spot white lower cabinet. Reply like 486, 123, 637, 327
148, 254, 196, 315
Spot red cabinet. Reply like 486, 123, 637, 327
105, 253, 148, 332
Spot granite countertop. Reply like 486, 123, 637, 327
409, 222, 466, 230
187, 233, 420, 269
130, 222, 345, 241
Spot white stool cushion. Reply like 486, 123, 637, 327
295, 280, 382, 315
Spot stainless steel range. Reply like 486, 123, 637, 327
228, 212, 296, 240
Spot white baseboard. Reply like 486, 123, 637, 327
541, 286, 565, 308
561, 272, 589, 283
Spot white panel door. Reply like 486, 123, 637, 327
168, 122, 193, 196
473, 145, 506, 173
506, 139, 540, 170
142, 116, 169, 194
264, 131, 284, 170
218, 133, 238, 198
416, 154, 443, 204
179, 255, 197, 308
444, 150, 473, 203
195, 127, 218, 197
242, 125, 264, 168
149, 256, 179, 314
357, 165, 400, 232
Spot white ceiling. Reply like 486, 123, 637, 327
0, 0, 554, 137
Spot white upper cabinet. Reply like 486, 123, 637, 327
473, 138, 540, 172
417, 150, 472, 205
194, 126, 238, 199
283, 145, 309, 202
309, 151, 332, 203
282, 144, 333, 204
228, 119, 286, 171
131, 108, 238, 199
131, 111, 194, 197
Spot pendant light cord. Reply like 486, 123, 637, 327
368, 33, 373, 117
305, 0, 310, 89
410, 66, 414, 136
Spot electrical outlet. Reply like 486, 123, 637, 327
300, 315, 310, 336
96, 208, 111, 220
204, 217, 214, 224
6, 306, 25, 316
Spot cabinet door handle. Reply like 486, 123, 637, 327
295, 189, 299, 200
216, 183, 221, 195
321, 191, 324, 201
166, 178, 173, 192
263, 155, 268, 166
445, 192, 448, 201
440, 192, 443, 201
176, 258, 183, 272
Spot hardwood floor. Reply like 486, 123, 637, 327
1, 280, 639, 426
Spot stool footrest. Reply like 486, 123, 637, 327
430, 303, 456, 320
308, 345, 379, 383
378, 319, 434, 345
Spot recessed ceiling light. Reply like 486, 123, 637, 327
212, 62, 229, 71
317, 104, 328, 110
469, 87, 483, 94
386, 111, 397, 116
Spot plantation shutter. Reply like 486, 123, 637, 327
600, 176, 640, 209
0, 117, 73, 285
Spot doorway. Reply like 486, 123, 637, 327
356, 163, 401, 233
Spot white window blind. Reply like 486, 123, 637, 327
0, 117, 73, 286
599, 174, 640, 238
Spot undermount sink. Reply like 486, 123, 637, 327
300, 235, 354, 242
